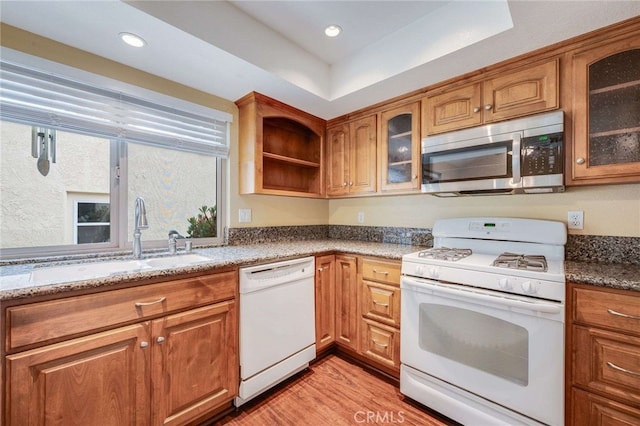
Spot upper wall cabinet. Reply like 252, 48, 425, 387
422, 59, 559, 136
569, 36, 640, 185
380, 102, 421, 192
326, 115, 377, 197
236, 92, 326, 198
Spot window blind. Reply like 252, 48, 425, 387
0, 62, 229, 157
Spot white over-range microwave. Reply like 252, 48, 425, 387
421, 110, 564, 196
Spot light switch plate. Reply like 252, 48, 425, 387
239, 208, 252, 223
357, 212, 365, 224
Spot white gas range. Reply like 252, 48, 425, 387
400, 217, 567, 426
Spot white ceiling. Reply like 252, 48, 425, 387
2, 1, 640, 120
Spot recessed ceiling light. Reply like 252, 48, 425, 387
324, 25, 342, 38
119, 32, 146, 48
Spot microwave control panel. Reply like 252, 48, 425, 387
522, 132, 563, 176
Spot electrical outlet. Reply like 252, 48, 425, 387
357, 212, 365, 224
567, 210, 584, 230
238, 208, 252, 223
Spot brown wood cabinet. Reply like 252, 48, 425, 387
568, 36, 640, 185
359, 257, 401, 373
326, 115, 377, 197
380, 101, 421, 192
236, 92, 326, 197
4, 271, 238, 426
567, 283, 640, 425
422, 59, 559, 135
334, 254, 360, 350
315, 254, 336, 353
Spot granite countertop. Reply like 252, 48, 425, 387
565, 260, 640, 292
0, 240, 420, 302
2, 241, 638, 303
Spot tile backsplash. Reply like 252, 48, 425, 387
228, 225, 639, 265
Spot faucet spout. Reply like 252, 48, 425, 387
133, 197, 148, 259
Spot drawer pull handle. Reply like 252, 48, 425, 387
135, 296, 166, 307
373, 270, 389, 275
372, 300, 389, 307
607, 361, 640, 377
607, 309, 640, 320
372, 339, 388, 348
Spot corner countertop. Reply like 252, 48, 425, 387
0, 240, 420, 302
565, 260, 640, 292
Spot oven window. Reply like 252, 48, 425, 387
423, 143, 511, 183
419, 304, 528, 386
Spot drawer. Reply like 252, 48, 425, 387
6, 270, 237, 352
361, 258, 401, 286
361, 281, 400, 327
573, 287, 640, 335
360, 318, 400, 371
571, 388, 640, 426
573, 325, 640, 407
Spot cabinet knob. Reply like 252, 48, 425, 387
413, 175, 418, 180
140, 341, 149, 348
576, 157, 586, 165
349, 182, 353, 186
342, 182, 348, 187
473, 107, 480, 113
484, 104, 493, 111
157, 336, 165, 344
318, 267, 324, 272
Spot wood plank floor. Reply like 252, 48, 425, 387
215, 354, 455, 426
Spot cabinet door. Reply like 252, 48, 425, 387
483, 59, 558, 123
6, 324, 150, 426
571, 39, 640, 183
349, 115, 377, 194
315, 254, 336, 353
326, 123, 350, 196
423, 82, 482, 135
380, 102, 421, 192
151, 301, 237, 426
335, 255, 359, 350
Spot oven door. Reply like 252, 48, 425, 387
421, 132, 522, 195
400, 276, 564, 426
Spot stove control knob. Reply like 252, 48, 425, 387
522, 281, 538, 294
428, 267, 440, 279
498, 278, 512, 290
415, 265, 425, 275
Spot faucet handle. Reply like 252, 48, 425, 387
168, 230, 184, 239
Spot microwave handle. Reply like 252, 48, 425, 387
511, 133, 521, 184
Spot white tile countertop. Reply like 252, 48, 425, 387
0, 240, 420, 302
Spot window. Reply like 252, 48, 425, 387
74, 198, 110, 244
0, 59, 230, 258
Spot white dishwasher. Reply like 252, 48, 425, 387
236, 256, 316, 407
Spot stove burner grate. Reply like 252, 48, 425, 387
493, 253, 548, 272
418, 247, 472, 262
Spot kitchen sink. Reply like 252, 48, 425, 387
144, 254, 211, 268
28, 254, 212, 284
29, 259, 149, 283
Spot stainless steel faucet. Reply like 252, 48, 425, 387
133, 197, 148, 259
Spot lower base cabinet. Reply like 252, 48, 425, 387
316, 254, 402, 377
4, 271, 238, 426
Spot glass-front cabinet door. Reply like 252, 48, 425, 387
571, 38, 640, 184
380, 102, 421, 192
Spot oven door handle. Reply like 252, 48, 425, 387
402, 277, 562, 314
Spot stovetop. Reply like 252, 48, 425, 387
401, 217, 567, 302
